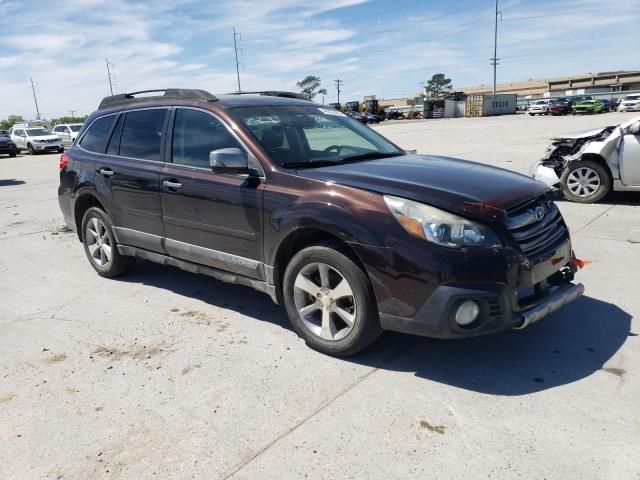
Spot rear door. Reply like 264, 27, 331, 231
94, 108, 169, 252
160, 107, 265, 279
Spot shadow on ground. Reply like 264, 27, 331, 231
0, 179, 26, 186
556, 191, 640, 206
121, 261, 632, 396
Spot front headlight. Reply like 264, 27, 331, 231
383, 195, 502, 248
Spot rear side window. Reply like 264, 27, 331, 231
79, 116, 115, 153
119, 109, 168, 161
171, 108, 243, 168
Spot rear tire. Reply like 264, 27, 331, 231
560, 160, 612, 204
81, 207, 133, 278
282, 244, 382, 356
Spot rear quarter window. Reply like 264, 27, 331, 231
79, 116, 116, 153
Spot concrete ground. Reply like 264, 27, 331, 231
1, 112, 639, 480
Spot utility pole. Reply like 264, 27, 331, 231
419, 81, 425, 97
233, 27, 242, 92
30, 77, 41, 120
334, 78, 343, 104
490, 0, 502, 95
105, 58, 114, 96
69, 110, 76, 117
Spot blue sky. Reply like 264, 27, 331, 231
0, 0, 638, 118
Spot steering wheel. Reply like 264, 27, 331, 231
322, 145, 343, 156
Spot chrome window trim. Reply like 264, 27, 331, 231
76, 112, 120, 154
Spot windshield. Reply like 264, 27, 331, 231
625, 95, 640, 101
533, 101, 547, 105
26, 128, 49, 136
70, 125, 82, 132
230, 105, 404, 168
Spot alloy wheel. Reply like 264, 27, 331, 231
85, 217, 113, 267
293, 262, 356, 341
567, 167, 601, 197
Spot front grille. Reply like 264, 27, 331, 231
505, 196, 569, 260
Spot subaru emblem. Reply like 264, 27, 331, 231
534, 206, 546, 221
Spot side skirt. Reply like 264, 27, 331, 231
118, 245, 279, 304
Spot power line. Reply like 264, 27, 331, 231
233, 27, 243, 92
334, 78, 343, 104
490, 0, 502, 95
30, 78, 41, 120
105, 58, 115, 96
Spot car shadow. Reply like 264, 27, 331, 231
556, 191, 640, 206
0, 179, 26, 186
349, 295, 632, 396
118, 262, 631, 396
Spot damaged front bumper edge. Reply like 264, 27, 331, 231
514, 282, 584, 330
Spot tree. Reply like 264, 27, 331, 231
0, 115, 25, 130
51, 115, 88, 126
296, 75, 328, 100
424, 73, 452, 99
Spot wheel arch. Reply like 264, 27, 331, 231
73, 192, 106, 241
571, 153, 613, 179
271, 227, 370, 305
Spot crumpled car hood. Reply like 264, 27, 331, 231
553, 127, 610, 141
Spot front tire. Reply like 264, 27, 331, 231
81, 207, 133, 277
560, 160, 612, 203
282, 244, 382, 356
58, 147, 64, 153
27, 143, 35, 155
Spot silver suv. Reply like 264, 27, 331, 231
52, 123, 84, 146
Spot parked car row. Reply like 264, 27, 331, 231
1, 121, 85, 156
345, 111, 383, 124
527, 95, 640, 116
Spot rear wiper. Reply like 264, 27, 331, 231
340, 151, 405, 163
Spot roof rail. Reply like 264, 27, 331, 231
226, 91, 311, 101
98, 89, 218, 110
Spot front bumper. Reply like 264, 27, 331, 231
530, 161, 561, 187
0, 144, 17, 154
379, 279, 584, 339
33, 142, 63, 151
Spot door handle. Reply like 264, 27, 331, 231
98, 168, 114, 177
163, 179, 183, 190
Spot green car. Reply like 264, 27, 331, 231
572, 100, 604, 114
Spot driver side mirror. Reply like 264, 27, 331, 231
209, 148, 249, 174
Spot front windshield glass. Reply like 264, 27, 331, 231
230, 104, 404, 168
626, 95, 640, 101
70, 125, 82, 132
26, 128, 48, 136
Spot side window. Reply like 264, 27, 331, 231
79, 116, 116, 153
172, 108, 243, 168
106, 114, 124, 156
52, 126, 61, 133
119, 108, 168, 161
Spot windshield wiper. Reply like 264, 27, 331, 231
281, 160, 341, 169
340, 151, 405, 163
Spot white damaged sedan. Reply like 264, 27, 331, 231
530, 116, 640, 203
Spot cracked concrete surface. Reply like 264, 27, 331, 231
1, 112, 639, 479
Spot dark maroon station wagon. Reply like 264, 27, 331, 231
58, 89, 584, 356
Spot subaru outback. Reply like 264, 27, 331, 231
58, 89, 584, 356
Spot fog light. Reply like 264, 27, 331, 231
455, 300, 480, 326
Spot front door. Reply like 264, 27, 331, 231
93, 108, 169, 252
160, 107, 264, 279
620, 125, 640, 186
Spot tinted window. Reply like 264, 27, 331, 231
79, 116, 116, 153
120, 108, 168, 161
172, 108, 242, 168
106, 114, 124, 156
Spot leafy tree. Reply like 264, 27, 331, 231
425, 73, 452, 99
0, 115, 25, 130
296, 75, 328, 100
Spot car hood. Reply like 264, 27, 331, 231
553, 126, 609, 140
0, 137, 13, 144
28, 135, 60, 141
297, 154, 546, 222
